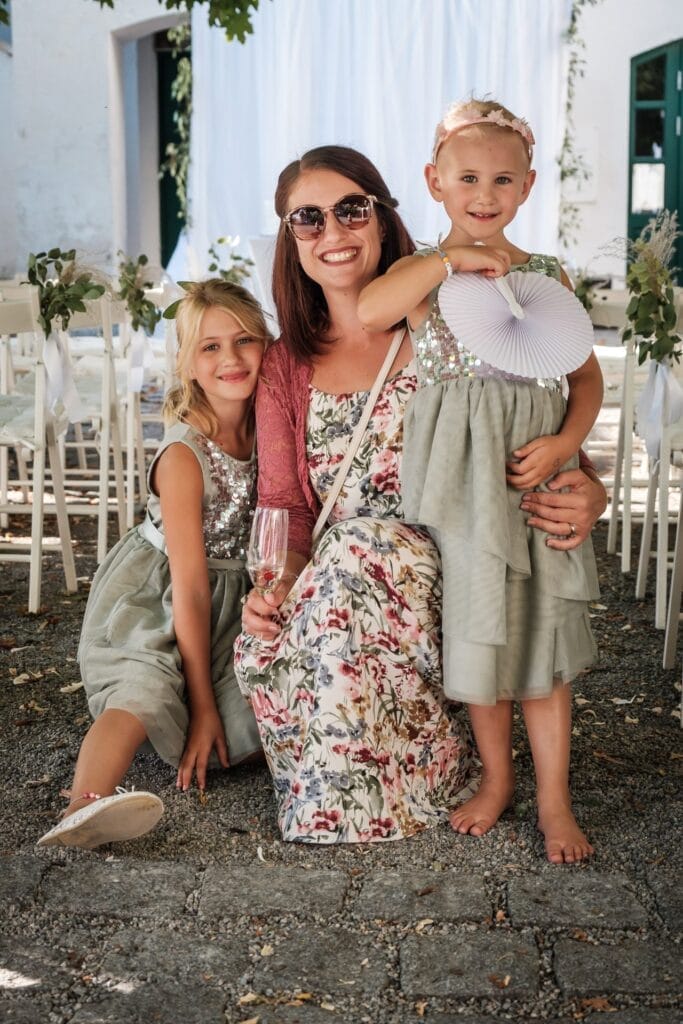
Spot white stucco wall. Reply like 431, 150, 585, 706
567, 0, 682, 280
8, 0, 182, 276
0, 44, 17, 277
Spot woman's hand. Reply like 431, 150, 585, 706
520, 468, 607, 550
241, 575, 297, 640
177, 708, 229, 792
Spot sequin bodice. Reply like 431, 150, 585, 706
147, 423, 256, 561
410, 251, 563, 393
192, 434, 256, 559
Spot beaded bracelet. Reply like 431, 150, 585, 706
436, 245, 454, 279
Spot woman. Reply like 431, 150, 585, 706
235, 146, 606, 845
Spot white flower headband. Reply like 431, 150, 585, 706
431, 103, 535, 163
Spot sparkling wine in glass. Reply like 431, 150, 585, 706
247, 507, 289, 595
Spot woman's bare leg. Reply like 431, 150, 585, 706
65, 709, 148, 817
450, 701, 515, 836
522, 683, 593, 864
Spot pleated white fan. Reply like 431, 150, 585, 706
437, 271, 594, 378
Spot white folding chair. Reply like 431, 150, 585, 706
0, 290, 77, 612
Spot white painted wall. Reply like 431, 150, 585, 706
567, 0, 682, 281
0, 44, 17, 277
7, 0, 182, 276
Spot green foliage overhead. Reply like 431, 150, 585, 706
92, 0, 264, 43
207, 237, 254, 285
117, 253, 162, 336
0, 1, 8, 27
26, 249, 106, 337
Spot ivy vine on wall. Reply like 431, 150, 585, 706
557, 0, 603, 249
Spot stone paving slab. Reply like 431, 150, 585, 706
584, 1011, 682, 1024
0, 999, 54, 1023
507, 871, 649, 929
400, 929, 538, 998
66, 982, 226, 1023
199, 863, 349, 918
0, 936, 74, 993
251, 928, 390, 993
350, 870, 489, 922
647, 868, 683, 931
99, 926, 250, 985
0, 855, 45, 907
555, 938, 683, 995
41, 860, 197, 919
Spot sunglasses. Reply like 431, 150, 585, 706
283, 193, 382, 240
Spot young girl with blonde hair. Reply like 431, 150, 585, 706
359, 99, 603, 863
38, 279, 270, 850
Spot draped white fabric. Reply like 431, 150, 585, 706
177, 0, 572, 304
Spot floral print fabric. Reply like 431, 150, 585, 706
233, 365, 475, 843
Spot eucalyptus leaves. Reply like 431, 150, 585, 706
622, 211, 681, 365
26, 249, 105, 337
117, 253, 162, 335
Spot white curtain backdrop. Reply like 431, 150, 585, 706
175, 0, 572, 311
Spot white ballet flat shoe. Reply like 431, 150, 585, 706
37, 789, 164, 850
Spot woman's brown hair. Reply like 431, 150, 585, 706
272, 146, 415, 362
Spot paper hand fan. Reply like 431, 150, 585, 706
437, 271, 594, 378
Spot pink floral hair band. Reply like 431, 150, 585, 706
432, 103, 535, 163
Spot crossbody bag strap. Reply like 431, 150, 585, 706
312, 328, 406, 545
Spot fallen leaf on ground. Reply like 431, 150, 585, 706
256, 845, 267, 862
20, 700, 47, 714
25, 774, 51, 787
416, 885, 436, 897
488, 973, 511, 989
571, 929, 589, 941
59, 681, 84, 694
0, 636, 16, 649
610, 695, 636, 704
320, 1003, 336, 1011
415, 1000, 428, 1017
495, 909, 506, 922
238, 993, 259, 1005
12, 673, 32, 686
415, 918, 434, 932
593, 750, 627, 766
624, 715, 639, 724
241, 1017, 259, 1024
574, 696, 591, 705
580, 996, 616, 1011
260, 944, 274, 957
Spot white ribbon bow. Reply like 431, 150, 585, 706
636, 359, 683, 458
43, 331, 84, 423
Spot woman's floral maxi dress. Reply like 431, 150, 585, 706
233, 365, 475, 843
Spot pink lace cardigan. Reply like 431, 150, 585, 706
255, 338, 597, 561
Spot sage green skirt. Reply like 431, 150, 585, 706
402, 376, 600, 705
78, 526, 261, 767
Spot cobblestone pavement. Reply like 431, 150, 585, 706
0, 519, 681, 1023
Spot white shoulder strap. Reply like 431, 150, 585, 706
312, 328, 406, 545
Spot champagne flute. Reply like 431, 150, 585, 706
246, 507, 289, 595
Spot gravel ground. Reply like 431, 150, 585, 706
0, 514, 681, 1023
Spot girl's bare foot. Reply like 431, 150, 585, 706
538, 802, 594, 863
449, 775, 515, 836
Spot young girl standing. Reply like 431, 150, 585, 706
38, 280, 269, 850
358, 99, 603, 863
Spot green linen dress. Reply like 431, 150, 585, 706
78, 422, 261, 767
402, 252, 600, 706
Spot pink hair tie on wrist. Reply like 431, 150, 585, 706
81, 792, 101, 801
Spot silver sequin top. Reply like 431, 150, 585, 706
147, 422, 256, 561
410, 250, 563, 393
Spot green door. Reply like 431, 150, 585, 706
156, 31, 189, 269
628, 40, 683, 282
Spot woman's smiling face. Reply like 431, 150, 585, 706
285, 169, 384, 296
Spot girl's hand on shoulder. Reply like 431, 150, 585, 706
447, 244, 511, 278
177, 708, 229, 792
507, 434, 571, 490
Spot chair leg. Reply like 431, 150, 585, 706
73, 422, 87, 471
607, 396, 625, 555
27, 441, 45, 614
111, 411, 126, 538
655, 442, 671, 629
0, 446, 7, 529
46, 423, 77, 593
135, 393, 148, 507
663, 482, 683, 669
125, 390, 136, 531
635, 458, 657, 599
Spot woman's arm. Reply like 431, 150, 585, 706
520, 466, 607, 550
357, 246, 512, 332
256, 347, 315, 559
156, 444, 228, 790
